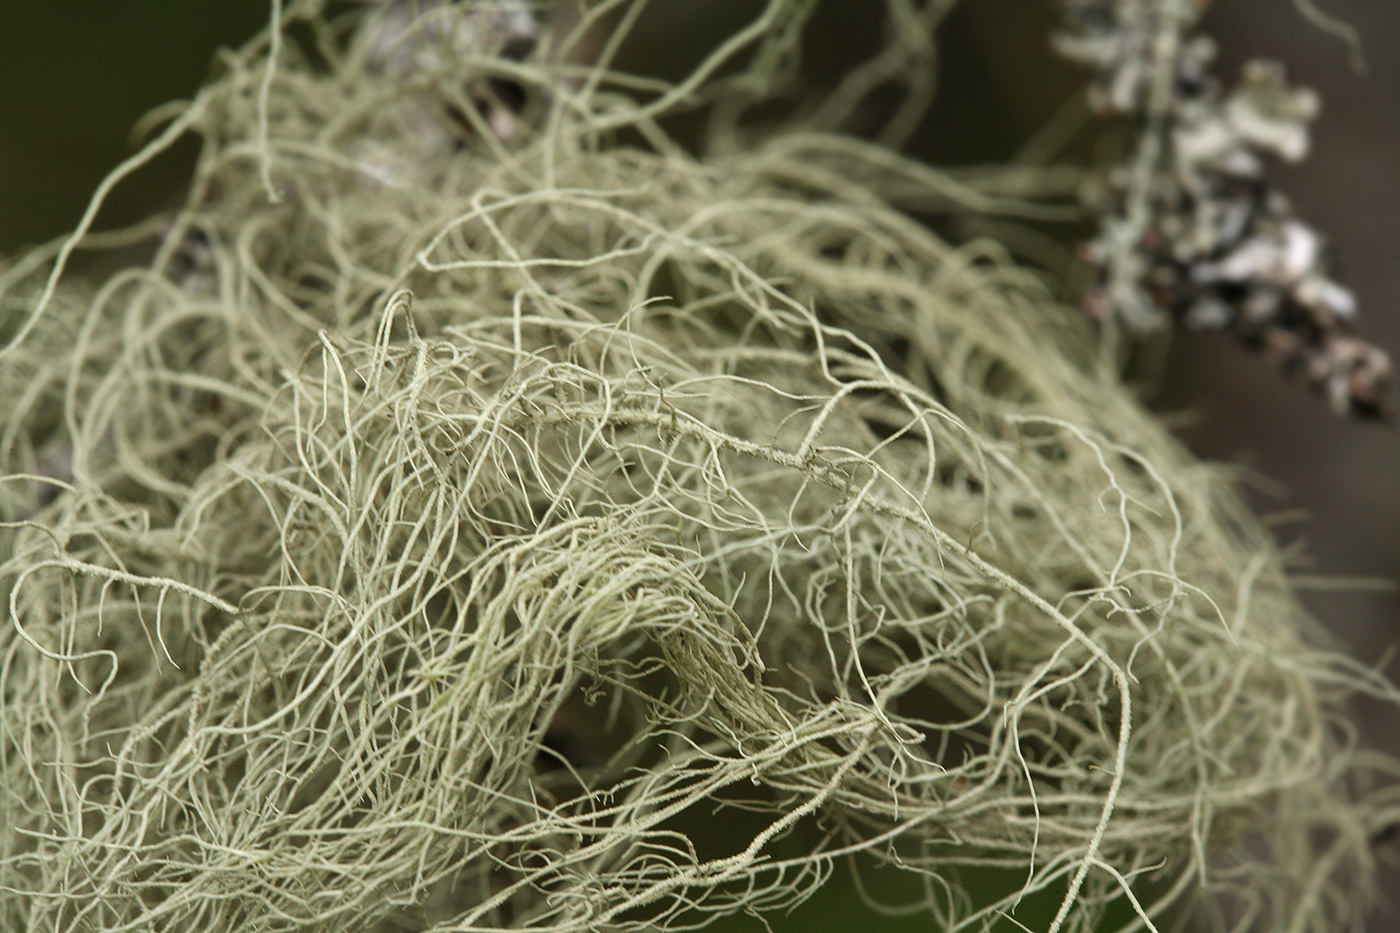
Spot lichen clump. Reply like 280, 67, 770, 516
1, 2, 1396, 931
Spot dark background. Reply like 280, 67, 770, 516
2, 0, 1397, 927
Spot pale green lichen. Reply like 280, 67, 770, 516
1, 3, 1397, 932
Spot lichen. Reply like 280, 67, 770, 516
1, 3, 1396, 932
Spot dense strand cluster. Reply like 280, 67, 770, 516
2, 2, 1398, 932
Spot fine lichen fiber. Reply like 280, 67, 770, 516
1, 2, 1397, 931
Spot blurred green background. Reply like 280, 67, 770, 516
0, 2, 267, 254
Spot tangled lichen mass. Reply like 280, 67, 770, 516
1, 2, 1398, 931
